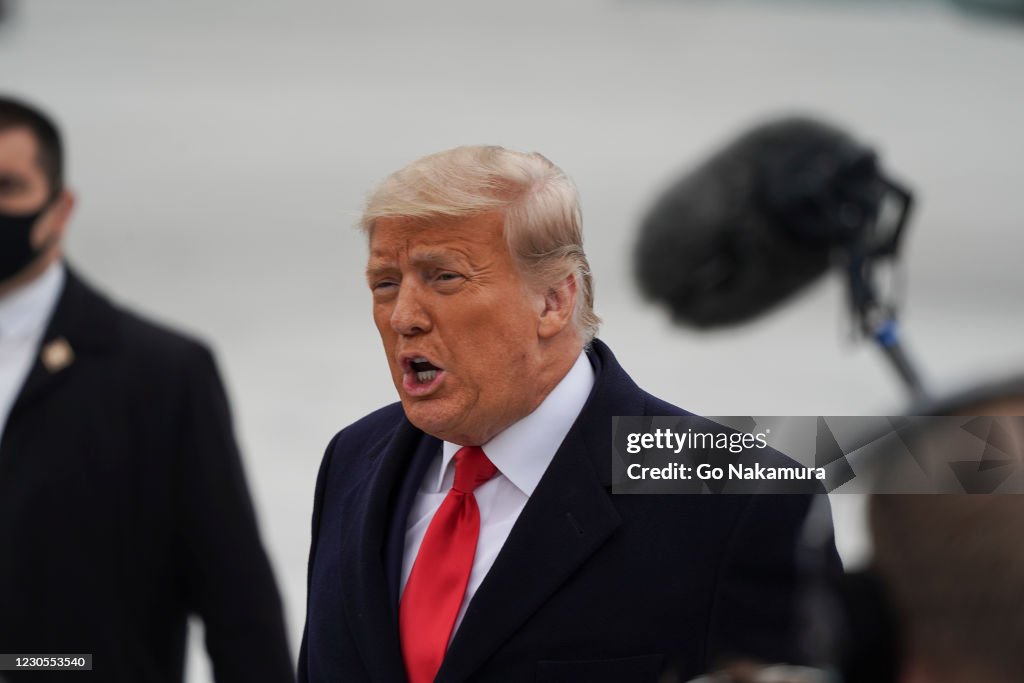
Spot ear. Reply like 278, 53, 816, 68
32, 189, 75, 250
537, 273, 578, 340
49, 189, 76, 238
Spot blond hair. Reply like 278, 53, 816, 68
361, 146, 600, 344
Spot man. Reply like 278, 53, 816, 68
870, 493, 1024, 683
0, 96, 294, 682
867, 386, 1024, 683
300, 146, 837, 682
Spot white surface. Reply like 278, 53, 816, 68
2, 1, 1023, 679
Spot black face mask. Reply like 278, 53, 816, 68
0, 206, 48, 283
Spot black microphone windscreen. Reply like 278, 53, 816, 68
634, 117, 875, 329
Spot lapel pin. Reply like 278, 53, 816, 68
41, 337, 75, 373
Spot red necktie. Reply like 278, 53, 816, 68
400, 446, 498, 683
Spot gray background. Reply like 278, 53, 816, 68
2, 1, 1022, 679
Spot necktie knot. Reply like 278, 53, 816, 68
452, 446, 497, 494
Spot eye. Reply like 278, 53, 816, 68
432, 271, 465, 290
0, 177, 22, 195
371, 279, 398, 293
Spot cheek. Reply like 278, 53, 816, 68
372, 305, 393, 337
30, 214, 53, 248
372, 313, 400, 366
471, 319, 535, 379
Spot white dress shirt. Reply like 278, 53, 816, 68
400, 350, 595, 637
0, 261, 65, 442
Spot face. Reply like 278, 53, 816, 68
0, 127, 50, 214
367, 213, 556, 445
0, 126, 71, 290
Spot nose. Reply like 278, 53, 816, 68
390, 281, 432, 336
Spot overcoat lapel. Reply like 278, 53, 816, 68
5, 265, 117, 435
435, 341, 644, 682
337, 417, 425, 683
342, 340, 648, 682
436, 430, 621, 683
385, 431, 441, 608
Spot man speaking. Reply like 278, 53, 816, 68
300, 146, 836, 683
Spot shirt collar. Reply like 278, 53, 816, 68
437, 351, 595, 496
0, 261, 65, 343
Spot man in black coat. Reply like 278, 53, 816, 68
0, 97, 294, 682
300, 146, 839, 682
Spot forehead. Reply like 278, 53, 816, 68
0, 126, 43, 176
368, 213, 507, 261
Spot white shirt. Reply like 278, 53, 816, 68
0, 262, 65, 442
400, 350, 595, 637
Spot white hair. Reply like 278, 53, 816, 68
360, 145, 600, 344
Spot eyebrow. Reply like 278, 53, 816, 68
409, 250, 465, 268
365, 263, 395, 281
366, 249, 467, 277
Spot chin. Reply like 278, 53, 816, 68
400, 398, 460, 442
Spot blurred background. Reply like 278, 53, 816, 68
2, 1, 1022, 680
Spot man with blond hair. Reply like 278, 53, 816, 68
300, 146, 835, 683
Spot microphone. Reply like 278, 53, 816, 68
635, 116, 904, 327
634, 115, 925, 400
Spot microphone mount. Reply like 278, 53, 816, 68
757, 139, 928, 402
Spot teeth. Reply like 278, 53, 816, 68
416, 370, 437, 383
413, 356, 428, 363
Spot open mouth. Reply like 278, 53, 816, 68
410, 357, 440, 383
401, 355, 446, 395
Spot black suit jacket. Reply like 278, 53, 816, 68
0, 267, 294, 683
300, 340, 837, 683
